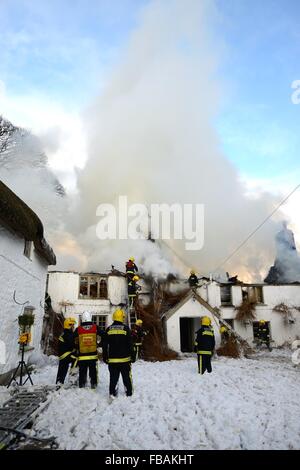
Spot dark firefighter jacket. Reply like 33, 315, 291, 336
126, 261, 138, 274
188, 274, 199, 287
131, 325, 146, 346
128, 280, 141, 296
194, 326, 215, 355
58, 329, 75, 360
258, 325, 270, 342
74, 322, 104, 359
102, 321, 135, 364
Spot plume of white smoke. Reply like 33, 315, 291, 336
0, 0, 288, 280
62, 0, 281, 280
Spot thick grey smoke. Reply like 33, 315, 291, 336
64, 0, 281, 280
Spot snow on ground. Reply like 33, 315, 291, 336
1, 350, 300, 450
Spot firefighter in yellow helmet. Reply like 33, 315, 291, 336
126, 257, 139, 282
128, 275, 142, 308
73, 311, 104, 389
219, 324, 230, 345
131, 319, 147, 361
188, 270, 199, 288
257, 320, 272, 351
102, 309, 135, 398
56, 317, 77, 385
194, 316, 215, 374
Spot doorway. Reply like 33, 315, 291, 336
180, 318, 198, 352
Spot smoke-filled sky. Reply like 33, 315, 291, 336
0, 0, 300, 281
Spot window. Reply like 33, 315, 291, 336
220, 286, 232, 306
99, 280, 108, 299
89, 277, 98, 298
92, 315, 107, 330
24, 240, 33, 259
79, 275, 108, 299
242, 286, 264, 304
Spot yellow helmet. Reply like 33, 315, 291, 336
259, 319, 266, 324
129, 257, 135, 262
113, 309, 126, 323
136, 319, 143, 326
133, 275, 140, 282
190, 269, 195, 275
201, 316, 211, 326
220, 326, 227, 334
64, 317, 76, 329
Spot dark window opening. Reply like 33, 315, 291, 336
79, 276, 108, 299
220, 286, 232, 306
99, 280, 108, 299
242, 286, 264, 304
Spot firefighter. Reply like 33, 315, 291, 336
194, 316, 215, 374
188, 270, 199, 288
257, 320, 272, 351
56, 317, 76, 385
219, 324, 230, 345
131, 319, 147, 361
102, 308, 135, 398
128, 275, 141, 308
74, 311, 104, 389
126, 257, 139, 282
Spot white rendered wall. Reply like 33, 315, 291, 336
0, 226, 48, 378
166, 297, 221, 353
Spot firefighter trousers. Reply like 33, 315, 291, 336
79, 359, 98, 388
197, 354, 212, 375
108, 363, 133, 396
56, 356, 74, 384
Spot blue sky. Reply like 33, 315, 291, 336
216, 0, 300, 180
0, 0, 299, 183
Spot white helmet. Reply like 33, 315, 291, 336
82, 311, 92, 323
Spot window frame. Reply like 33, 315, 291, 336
79, 275, 108, 299
220, 285, 232, 306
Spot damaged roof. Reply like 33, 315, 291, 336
0, 180, 56, 265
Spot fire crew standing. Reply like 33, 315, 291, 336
74, 311, 104, 389
56, 318, 76, 385
102, 309, 135, 398
126, 257, 139, 282
131, 319, 147, 361
194, 316, 215, 374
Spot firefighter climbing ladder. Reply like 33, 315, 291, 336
128, 299, 137, 328
0, 387, 57, 449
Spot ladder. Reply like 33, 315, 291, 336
128, 299, 137, 328
0, 387, 57, 449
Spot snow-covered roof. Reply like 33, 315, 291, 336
0, 180, 56, 265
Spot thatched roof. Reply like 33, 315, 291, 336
0, 180, 56, 265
